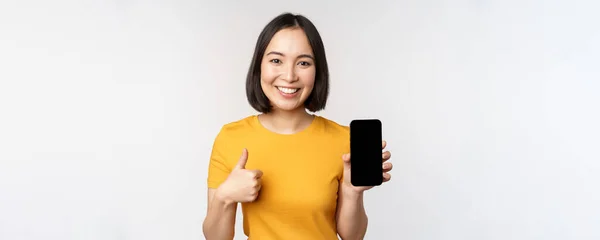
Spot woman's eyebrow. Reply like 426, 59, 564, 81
266, 51, 284, 56
266, 51, 314, 60
297, 54, 315, 60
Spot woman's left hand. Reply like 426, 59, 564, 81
341, 140, 393, 193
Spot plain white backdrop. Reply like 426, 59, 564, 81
1, 0, 599, 239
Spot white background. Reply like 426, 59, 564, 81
1, 0, 599, 239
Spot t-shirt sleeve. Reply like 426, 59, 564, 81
207, 127, 232, 189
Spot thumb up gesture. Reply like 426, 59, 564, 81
217, 148, 263, 203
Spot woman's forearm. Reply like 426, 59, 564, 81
336, 186, 369, 240
202, 191, 238, 240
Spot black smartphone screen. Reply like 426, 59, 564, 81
349, 119, 383, 186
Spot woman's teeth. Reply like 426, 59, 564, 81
277, 87, 299, 94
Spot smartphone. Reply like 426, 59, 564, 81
349, 119, 383, 186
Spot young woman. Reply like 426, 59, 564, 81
202, 12, 393, 240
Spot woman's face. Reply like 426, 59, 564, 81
260, 27, 316, 112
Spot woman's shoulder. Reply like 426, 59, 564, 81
215, 115, 257, 138
221, 115, 255, 130
316, 115, 350, 135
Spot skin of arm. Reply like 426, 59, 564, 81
335, 184, 368, 240
202, 188, 238, 240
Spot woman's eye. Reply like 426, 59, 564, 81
270, 59, 281, 64
298, 61, 311, 66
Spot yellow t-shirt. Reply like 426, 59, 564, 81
207, 114, 349, 240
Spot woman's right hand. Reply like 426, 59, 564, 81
216, 148, 263, 204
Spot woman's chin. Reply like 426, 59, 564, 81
271, 103, 304, 112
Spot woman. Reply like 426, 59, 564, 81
202, 12, 393, 240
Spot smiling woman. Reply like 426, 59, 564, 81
202, 12, 393, 240
258, 28, 317, 110
246, 14, 329, 115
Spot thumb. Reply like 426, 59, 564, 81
342, 153, 351, 162
235, 148, 249, 169
342, 153, 351, 166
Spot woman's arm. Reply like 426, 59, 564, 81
336, 141, 393, 239
202, 188, 238, 240
336, 184, 369, 240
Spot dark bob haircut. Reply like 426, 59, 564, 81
246, 12, 329, 113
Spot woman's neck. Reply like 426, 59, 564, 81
258, 108, 315, 134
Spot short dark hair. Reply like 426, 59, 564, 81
246, 12, 330, 113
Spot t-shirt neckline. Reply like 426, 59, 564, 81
253, 114, 320, 137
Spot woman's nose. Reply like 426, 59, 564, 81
281, 64, 298, 82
